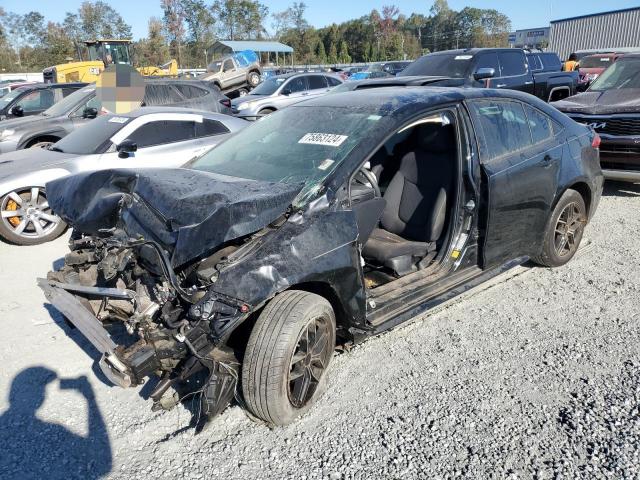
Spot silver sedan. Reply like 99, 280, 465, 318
0, 107, 247, 245
231, 72, 343, 117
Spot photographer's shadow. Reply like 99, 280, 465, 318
0, 367, 112, 480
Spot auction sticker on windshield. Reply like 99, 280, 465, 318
299, 133, 348, 147
108, 117, 129, 124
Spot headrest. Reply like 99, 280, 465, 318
412, 124, 455, 154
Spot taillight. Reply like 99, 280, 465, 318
592, 133, 601, 148
220, 98, 231, 108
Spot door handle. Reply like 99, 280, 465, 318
525, 81, 534, 85
496, 83, 507, 88
540, 154, 553, 167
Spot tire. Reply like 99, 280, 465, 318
247, 71, 261, 87
28, 141, 54, 149
258, 108, 275, 116
532, 189, 586, 267
0, 188, 67, 245
242, 290, 336, 426
237, 88, 249, 97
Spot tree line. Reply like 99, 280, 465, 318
0, 0, 511, 72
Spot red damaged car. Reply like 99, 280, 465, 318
578, 53, 623, 87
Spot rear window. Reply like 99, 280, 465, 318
128, 120, 195, 147
307, 75, 328, 89
469, 100, 532, 160
172, 84, 208, 99
580, 56, 613, 68
195, 118, 229, 137
144, 84, 184, 105
524, 105, 554, 144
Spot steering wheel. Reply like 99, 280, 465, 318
355, 167, 381, 198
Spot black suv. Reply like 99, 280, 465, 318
0, 82, 87, 121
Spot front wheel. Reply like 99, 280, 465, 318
28, 141, 54, 149
533, 189, 586, 267
0, 188, 66, 245
242, 290, 336, 426
247, 71, 261, 87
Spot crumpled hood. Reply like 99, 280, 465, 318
0, 148, 77, 182
46, 168, 303, 267
552, 89, 640, 114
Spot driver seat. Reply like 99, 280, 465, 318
362, 124, 455, 276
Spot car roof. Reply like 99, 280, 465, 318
428, 48, 515, 56
112, 106, 229, 119
295, 85, 546, 112
271, 72, 336, 80
16, 82, 87, 90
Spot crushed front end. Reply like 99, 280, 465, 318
39, 232, 249, 429
38, 168, 303, 429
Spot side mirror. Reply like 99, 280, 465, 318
116, 139, 137, 158
281, 88, 292, 96
83, 107, 98, 119
11, 105, 24, 117
474, 67, 496, 81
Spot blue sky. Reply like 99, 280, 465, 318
3, 0, 639, 40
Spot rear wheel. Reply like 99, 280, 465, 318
242, 290, 336, 426
0, 188, 66, 245
533, 189, 586, 267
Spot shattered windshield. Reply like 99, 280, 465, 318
189, 106, 385, 204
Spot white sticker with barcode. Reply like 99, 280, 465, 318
299, 133, 348, 147
108, 117, 129, 124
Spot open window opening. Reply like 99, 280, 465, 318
349, 111, 460, 289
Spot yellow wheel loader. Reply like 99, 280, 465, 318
43, 40, 178, 83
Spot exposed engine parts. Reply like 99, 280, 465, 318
40, 232, 250, 427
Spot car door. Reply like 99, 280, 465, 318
10, 89, 56, 117
496, 51, 535, 95
467, 99, 559, 266
69, 95, 101, 129
222, 58, 242, 86
106, 119, 207, 168
276, 76, 308, 108
472, 52, 501, 87
306, 75, 331, 98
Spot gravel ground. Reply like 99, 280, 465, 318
0, 181, 639, 480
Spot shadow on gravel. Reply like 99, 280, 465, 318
602, 180, 640, 197
43, 303, 113, 387
0, 367, 112, 480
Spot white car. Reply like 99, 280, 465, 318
0, 107, 247, 245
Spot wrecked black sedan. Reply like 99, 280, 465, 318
40, 87, 603, 429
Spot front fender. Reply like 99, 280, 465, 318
0, 168, 70, 197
